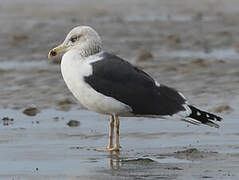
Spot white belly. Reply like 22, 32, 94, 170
60, 51, 132, 115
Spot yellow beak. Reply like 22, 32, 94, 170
48, 44, 67, 59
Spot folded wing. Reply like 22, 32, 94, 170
84, 52, 187, 116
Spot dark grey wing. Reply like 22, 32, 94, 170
84, 52, 186, 116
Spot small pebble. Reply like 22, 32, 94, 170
67, 120, 80, 127
23, 107, 40, 116
57, 98, 74, 106
2, 117, 14, 121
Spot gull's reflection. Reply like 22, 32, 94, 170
109, 151, 120, 169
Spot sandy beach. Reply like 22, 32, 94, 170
0, 0, 239, 179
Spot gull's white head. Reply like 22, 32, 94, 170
48, 26, 102, 58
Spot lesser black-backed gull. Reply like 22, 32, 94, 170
48, 26, 222, 151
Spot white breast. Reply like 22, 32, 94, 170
60, 50, 132, 115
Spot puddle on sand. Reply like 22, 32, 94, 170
0, 61, 48, 70
0, 108, 238, 179
158, 48, 239, 61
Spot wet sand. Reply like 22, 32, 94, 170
0, 0, 239, 179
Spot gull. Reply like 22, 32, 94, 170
48, 26, 222, 151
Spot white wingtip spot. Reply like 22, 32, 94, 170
197, 111, 201, 116
155, 81, 160, 87
206, 114, 210, 118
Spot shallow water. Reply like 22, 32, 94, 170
0, 106, 238, 179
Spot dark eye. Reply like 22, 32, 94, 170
70, 35, 78, 43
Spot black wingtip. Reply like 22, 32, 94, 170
188, 105, 222, 128
217, 116, 223, 121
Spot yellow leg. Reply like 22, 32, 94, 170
107, 115, 114, 149
95, 115, 120, 151
113, 115, 120, 151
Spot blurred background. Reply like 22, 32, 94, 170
0, 0, 239, 179
0, 0, 238, 111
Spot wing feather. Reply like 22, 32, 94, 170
84, 52, 186, 116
